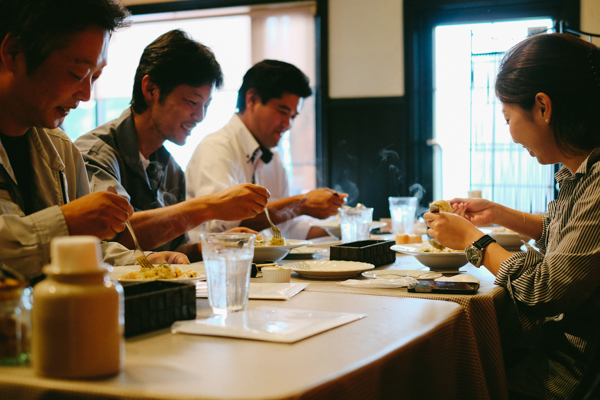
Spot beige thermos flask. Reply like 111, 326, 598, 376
32, 236, 124, 378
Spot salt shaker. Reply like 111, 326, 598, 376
32, 236, 124, 378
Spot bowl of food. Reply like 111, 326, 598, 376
253, 237, 311, 263
109, 262, 206, 282
391, 243, 468, 270
480, 227, 526, 250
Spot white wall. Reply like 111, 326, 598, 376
581, 0, 600, 46
328, 0, 403, 98
122, 0, 597, 98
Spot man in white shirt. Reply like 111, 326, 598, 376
186, 60, 347, 240
76, 30, 270, 262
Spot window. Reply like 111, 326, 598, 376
434, 19, 555, 213
62, 3, 317, 195
404, 0, 578, 207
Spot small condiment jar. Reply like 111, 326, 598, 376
0, 277, 32, 366
32, 236, 124, 379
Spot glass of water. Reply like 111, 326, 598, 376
338, 206, 374, 243
200, 233, 255, 315
388, 197, 418, 234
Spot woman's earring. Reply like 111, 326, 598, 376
545, 119, 549, 123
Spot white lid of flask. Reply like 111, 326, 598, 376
468, 190, 482, 199
44, 236, 110, 275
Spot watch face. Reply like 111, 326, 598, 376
466, 245, 481, 266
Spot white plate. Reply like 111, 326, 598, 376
284, 246, 328, 259
254, 239, 310, 263
391, 244, 468, 270
287, 260, 375, 279
110, 264, 206, 283
362, 270, 444, 280
480, 227, 526, 250
196, 282, 309, 300
310, 221, 386, 239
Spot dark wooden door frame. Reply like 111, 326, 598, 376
403, 0, 580, 205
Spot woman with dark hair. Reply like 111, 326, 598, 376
425, 33, 600, 400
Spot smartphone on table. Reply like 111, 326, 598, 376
408, 280, 479, 294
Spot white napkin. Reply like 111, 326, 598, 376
434, 274, 480, 284
196, 282, 308, 300
172, 306, 366, 343
337, 276, 419, 288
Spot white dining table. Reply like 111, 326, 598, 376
277, 236, 511, 400
0, 291, 471, 400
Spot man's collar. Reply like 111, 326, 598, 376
117, 108, 171, 174
232, 114, 274, 164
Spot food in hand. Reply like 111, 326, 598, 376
430, 199, 453, 213
429, 199, 453, 250
119, 263, 199, 280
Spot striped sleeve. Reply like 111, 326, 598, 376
535, 211, 550, 254
495, 158, 600, 320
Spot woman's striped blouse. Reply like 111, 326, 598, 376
496, 147, 600, 400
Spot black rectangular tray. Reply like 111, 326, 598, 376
330, 240, 395, 267
122, 281, 196, 337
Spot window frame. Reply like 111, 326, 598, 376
403, 0, 580, 205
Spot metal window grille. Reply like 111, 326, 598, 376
469, 51, 555, 214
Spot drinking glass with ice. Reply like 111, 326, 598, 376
339, 205, 374, 243
200, 233, 255, 315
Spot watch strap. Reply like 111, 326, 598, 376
473, 234, 496, 250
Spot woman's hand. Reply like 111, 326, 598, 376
449, 198, 496, 227
423, 211, 484, 250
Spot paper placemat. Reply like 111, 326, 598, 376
196, 282, 309, 300
172, 306, 366, 343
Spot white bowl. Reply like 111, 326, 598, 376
391, 244, 468, 270
253, 239, 310, 263
262, 267, 292, 283
480, 227, 526, 250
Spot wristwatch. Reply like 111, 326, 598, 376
465, 234, 496, 267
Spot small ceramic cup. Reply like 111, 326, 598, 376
262, 267, 292, 283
